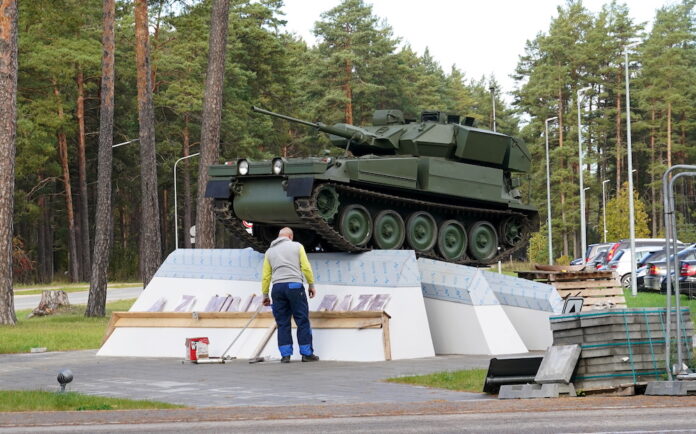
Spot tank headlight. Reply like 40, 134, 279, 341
272, 158, 284, 175
238, 159, 249, 175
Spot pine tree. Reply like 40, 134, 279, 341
86, 0, 115, 317
135, 0, 162, 285
0, 0, 18, 325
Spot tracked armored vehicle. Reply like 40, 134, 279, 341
205, 106, 538, 265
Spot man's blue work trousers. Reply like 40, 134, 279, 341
271, 282, 313, 357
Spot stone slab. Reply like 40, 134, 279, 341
534, 345, 580, 384
498, 383, 576, 399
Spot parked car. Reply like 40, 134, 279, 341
636, 249, 669, 290
643, 245, 696, 292
679, 260, 696, 298
570, 242, 614, 266
602, 246, 663, 288
604, 238, 686, 265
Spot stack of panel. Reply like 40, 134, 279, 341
550, 308, 693, 392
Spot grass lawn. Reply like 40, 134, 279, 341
0, 299, 135, 354
624, 289, 696, 324
14, 282, 142, 296
0, 391, 182, 412
386, 369, 487, 393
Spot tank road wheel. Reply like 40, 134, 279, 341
406, 211, 437, 253
500, 216, 525, 246
314, 185, 340, 222
437, 220, 467, 261
338, 204, 372, 246
373, 210, 405, 250
468, 221, 498, 262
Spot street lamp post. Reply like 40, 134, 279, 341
577, 86, 592, 264
602, 179, 610, 243
625, 42, 639, 297
173, 152, 200, 249
490, 86, 497, 132
545, 116, 558, 265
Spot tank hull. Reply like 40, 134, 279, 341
208, 156, 538, 266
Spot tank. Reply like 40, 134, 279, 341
205, 106, 539, 265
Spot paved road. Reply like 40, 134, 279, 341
13, 287, 142, 311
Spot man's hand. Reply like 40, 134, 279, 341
262, 296, 271, 306
308, 284, 316, 299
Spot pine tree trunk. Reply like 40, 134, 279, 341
344, 58, 353, 124
86, 0, 115, 317
53, 81, 80, 282
0, 0, 18, 325
195, 0, 230, 249
135, 0, 162, 285
182, 117, 192, 249
557, 91, 568, 257
76, 67, 91, 281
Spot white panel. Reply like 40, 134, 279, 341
424, 298, 490, 354
474, 305, 528, 355
502, 305, 554, 351
98, 327, 386, 361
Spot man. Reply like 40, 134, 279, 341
261, 227, 319, 363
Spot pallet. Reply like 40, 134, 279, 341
516, 269, 626, 311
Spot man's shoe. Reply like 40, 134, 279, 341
281, 356, 291, 363
301, 354, 319, 362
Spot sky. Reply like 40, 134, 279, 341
280, 0, 667, 100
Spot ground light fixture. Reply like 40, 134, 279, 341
57, 369, 73, 393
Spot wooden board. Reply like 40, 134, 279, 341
556, 287, 625, 298
516, 270, 615, 282
553, 279, 622, 290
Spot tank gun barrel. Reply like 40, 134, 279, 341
251, 106, 373, 144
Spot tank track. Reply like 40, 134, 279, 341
295, 182, 532, 266
214, 183, 534, 266
213, 200, 268, 253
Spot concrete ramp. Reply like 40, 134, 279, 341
419, 258, 563, 355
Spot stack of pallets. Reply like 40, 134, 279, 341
550, 308, 693, 394
516, 270, 626, 311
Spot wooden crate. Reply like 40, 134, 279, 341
516, 270, 627, 311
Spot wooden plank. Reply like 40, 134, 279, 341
548, 272, 615, 282
556, 287, 625, 297
107, 311, 388, 331
250, 324, 277, 359
553, 279, 621, 290
582, 296, 628, 306
382, 312, 391, 361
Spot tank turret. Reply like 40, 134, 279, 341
252, 106, 531, 173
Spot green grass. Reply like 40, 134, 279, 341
625, 289, 696, 324
14, 282, 142, 295
0, 390, 182, 412
0, 299, 135, 354
386, 369, 487, 393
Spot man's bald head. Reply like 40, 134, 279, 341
278, 227, 294, 240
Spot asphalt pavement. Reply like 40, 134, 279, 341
13, 287, 142, 311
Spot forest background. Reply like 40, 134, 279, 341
9, 0, 696, 284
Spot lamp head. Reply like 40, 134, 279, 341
57, 369, 73, 393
